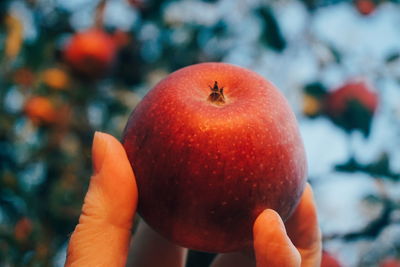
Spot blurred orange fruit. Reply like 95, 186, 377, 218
42, 68, 69, 90
64, 29, 117, 78
4, 14, 23, 60
303, 94, 321, 117
24, 96, 58, 125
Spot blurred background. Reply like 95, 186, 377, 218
0, 0, 400, 266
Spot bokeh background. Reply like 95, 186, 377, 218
1, 0, 400, 266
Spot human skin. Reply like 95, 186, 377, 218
65, 132, 321, 267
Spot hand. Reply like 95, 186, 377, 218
65, 132, 321, 267
211, 184, 321, 267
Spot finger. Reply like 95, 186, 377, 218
127, 220, 188, 267
210, 252, 255, 267
285, 184, 321, 267
65, 132, 138, 267
253, 209, 301, 267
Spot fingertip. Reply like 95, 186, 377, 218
253, 209, 301, 267
66, 132, 137, 267
303, 183, 315, 206
92, 131, 136, 190
253, 209, 285, 237
92, 131, 109, 174
253, 209, 289, 251
90, 131, 137, 227
95, 132, 135, 181
305, 183, 313, 194
295, 183, 318, 227
286, 182, 322, 263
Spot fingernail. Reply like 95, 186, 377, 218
92, 131, 109, 174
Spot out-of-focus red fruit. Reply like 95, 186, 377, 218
64, 29, 117, 78
113, 30, 131, 48
127, 0, 146, 8
14, 217, 33, 242
321, 251, 342, 267
380, 258, 400, 267
325, 80, 378, 136
13, 68, 35, 88
122, 63, 307, 253
24, 96, 58, 125
355, 0, 376, 16
327, 80, 378, 115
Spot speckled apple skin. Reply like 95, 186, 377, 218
122, 63, 307, 253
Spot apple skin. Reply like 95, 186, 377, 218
122, 62, 307, 253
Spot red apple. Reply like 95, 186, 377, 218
325, 79, 378, 136
326, 80, 378, 117
355, 0, 376, 16
122, 62, 307, 252
321, 250, 342, 267
64, 29, 116, 78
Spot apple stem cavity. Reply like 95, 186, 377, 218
208, 81, 225, 106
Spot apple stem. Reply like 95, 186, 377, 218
208, 81, 225, 105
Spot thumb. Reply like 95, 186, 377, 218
253, 209, 301, 267
65, 132, 138, 267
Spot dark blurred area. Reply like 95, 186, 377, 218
1, 0, 400, 266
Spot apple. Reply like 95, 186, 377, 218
355, 0, 376, 16
326, 80, 378, 116
325, 80, 378, 136
122, 62, 307, 252
321, 250, 342, 267
64, 29, 116, 78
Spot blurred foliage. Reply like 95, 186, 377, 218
336, 153, 400, 180
0, 0, 400, 266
